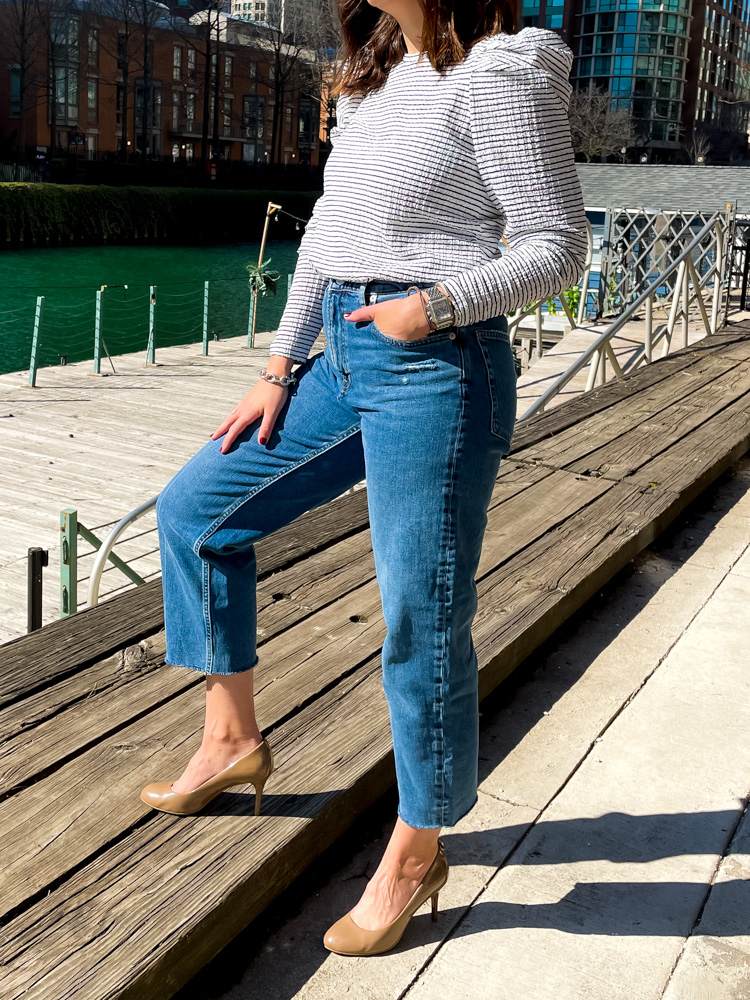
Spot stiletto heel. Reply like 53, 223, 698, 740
140, 739, 274, 816
253, 778, 266, 816
324, 840, 450, 956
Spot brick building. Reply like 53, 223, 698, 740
0, 0, 323, 167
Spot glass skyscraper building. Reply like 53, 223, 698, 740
521, 0, 750, 160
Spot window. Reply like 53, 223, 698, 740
53, 66, 79, 122
284, 104, 292, 139
117, 33, 130, 74
222, 95, 233, 136
599, 11, 615, 30
10, 66, 21, 117
224, 54, 233, 85
87, 27, 98, 69
173, 45, 182, 81
172, 90, 180, 128
187, 48, 196, 80
87, 78, 98, 120
298, 96, 317, 145
135, 80, 162, 134
116, 82, 125, 125
86, 134, 96, 160
242, 94, 265, 137
51, 17, 78, 62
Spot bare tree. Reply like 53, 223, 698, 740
568, 82, 635, 162
684, 130, 712, 165
92, 0, 139, 159
0, 0, 43, 158
244, 0, 340, 165
132, 0, 166, 160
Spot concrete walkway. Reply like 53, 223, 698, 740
176, 455, 750, 1000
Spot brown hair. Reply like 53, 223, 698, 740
334, 0, 517, 97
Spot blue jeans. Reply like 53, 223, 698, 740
156, 277, 517, 828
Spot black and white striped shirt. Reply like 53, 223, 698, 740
269, 26, 588, 362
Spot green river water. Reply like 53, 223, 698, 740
0, 241, 300, 375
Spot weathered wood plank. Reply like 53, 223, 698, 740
510, 329, 750, 455
566, 365, 750, 479
517, 354, 745, 468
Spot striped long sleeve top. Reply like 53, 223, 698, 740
268, 26, 588, 363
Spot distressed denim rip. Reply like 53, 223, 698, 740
156, 277, 517, 828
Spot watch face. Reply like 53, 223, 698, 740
427, 288, 455, 327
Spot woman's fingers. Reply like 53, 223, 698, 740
343, 305, 376, 322
257, 400, 283, 446
209, 411, 237, 440
219, 414, 250, 454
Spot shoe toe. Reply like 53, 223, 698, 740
322, 913, 359, 954
140, 781, 175, 807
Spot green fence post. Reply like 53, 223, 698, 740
93, 289, 103, 375
28, 295, 44, 388
60, 508, 78, 617
247, 289, 255, 348
202, 280, 209, 355
147, 285, 156, 365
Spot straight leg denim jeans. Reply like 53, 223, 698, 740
156, 277, 517, 828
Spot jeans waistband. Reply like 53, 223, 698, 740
328, 277, 435, 305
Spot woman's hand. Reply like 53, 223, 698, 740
344, 290, 431, 341
210, 357, 293, 454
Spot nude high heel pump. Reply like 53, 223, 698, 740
323, 840, 449, 956
140, 739, 274, 816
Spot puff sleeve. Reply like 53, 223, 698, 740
268, 90, 364, 362
439, 28, 588, 327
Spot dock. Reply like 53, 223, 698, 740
2, 323, 750, 999
0, 329, 324, 643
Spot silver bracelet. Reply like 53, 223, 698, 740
257, 368, 297, 387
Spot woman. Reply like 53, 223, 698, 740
141, 0, 587, 957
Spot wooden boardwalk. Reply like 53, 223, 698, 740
0, 329, 325, 644
2, 325, 750, 1000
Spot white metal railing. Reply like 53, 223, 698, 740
519, 211, 728, 421
87, 496, 158, 607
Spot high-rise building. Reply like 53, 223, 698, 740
519, 0, 750, 161
230, 0, 284, 29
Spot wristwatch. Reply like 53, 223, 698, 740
423, 284, 457, 330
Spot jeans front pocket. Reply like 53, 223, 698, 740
475, 327, 517, 447
370, 318, 456, 349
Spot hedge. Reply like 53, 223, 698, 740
0, 184, 320, 247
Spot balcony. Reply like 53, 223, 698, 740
169, 118, 203, 137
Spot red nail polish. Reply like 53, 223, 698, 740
343, 311, 351, 317
259, 435, 266, 445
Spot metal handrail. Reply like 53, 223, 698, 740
519, 211, 725, 422
86, 496, 158, 607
